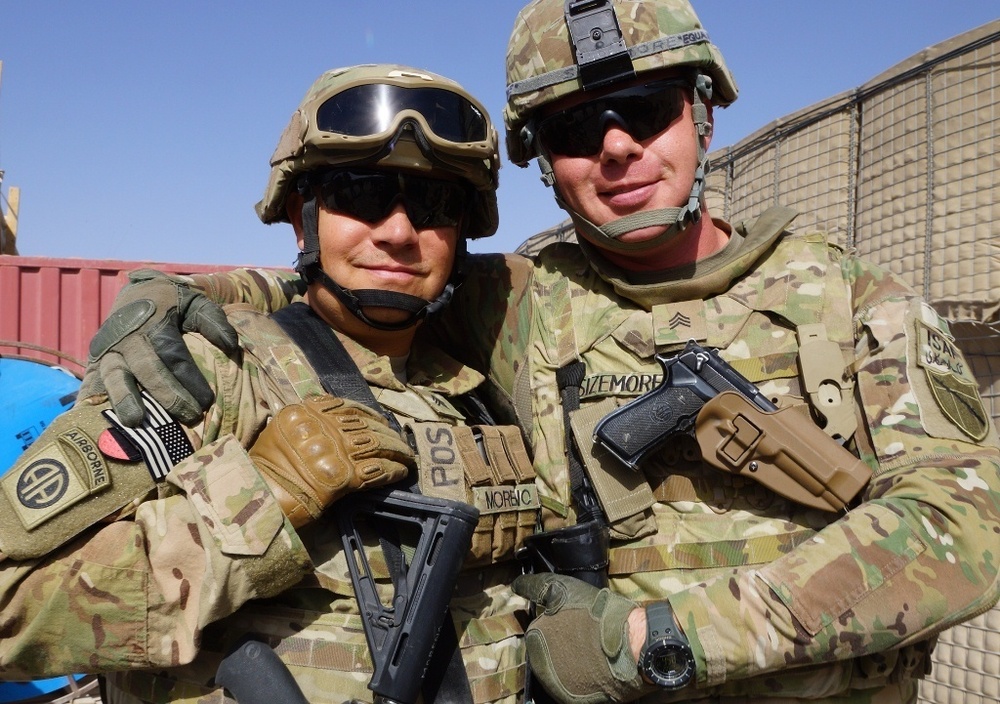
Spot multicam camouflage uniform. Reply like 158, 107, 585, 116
0, 286, 532, 704
433, 206, 1000, 703
116, 204, 1000, 702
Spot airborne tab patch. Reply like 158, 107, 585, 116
1, 427, 111, 530
916, 319, 989, 441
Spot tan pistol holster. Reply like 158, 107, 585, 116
695, 391, 872, 512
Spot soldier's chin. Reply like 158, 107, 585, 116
362, 306, 418, 327
615, 224, 671, 245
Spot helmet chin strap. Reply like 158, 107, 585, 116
539, 74, 715, 255
295, 196, 462, 332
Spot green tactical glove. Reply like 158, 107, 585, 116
513, 573, 649, 704
250, 396, 416, 529
79, 269, 239, 427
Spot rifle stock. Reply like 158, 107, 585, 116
339, 488, 479, 704
216, 488, 479, 704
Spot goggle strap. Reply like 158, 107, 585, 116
506, 30, 712, 99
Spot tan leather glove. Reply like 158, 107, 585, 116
250, 396, 415, 529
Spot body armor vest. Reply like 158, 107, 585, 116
109, 308, 533, 704
522, 212, 930, 699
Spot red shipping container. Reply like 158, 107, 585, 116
0, 255, 235, 377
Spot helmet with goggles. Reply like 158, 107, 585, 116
504, 0, 738, 255
258, 65, 500, 332
256, 64, 500, 238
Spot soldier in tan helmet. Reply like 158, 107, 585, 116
78, 2, 1000, 703
0, 64, 539, 704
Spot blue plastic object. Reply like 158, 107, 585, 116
0, 356, 88, 702
0, 675, 92, 702
0, 357, 81, 473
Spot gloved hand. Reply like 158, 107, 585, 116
513, 573, 649, 704
79, 269, 239, 427
250, 395, 415, 529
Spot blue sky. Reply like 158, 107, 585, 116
1, 1, 997, 266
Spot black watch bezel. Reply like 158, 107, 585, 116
639, 602, 695, 690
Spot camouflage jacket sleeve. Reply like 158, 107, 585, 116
0, 335, 311, 678
668, 260, 1000, 690
428, 253, 535, 428
184, 267, 304, 312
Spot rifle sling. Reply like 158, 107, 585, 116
272, 303, 401, 431
271, 302, 473, 704
556, 362, 604, 524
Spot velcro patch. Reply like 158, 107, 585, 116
1, 428, 111, 530
916, 319, 989, 441
102, 391, 195, 481
473, 483, 539, 515
99, 427, 143, 462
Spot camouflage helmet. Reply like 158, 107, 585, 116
504, 0, 738, 165
256, 64, 500, 238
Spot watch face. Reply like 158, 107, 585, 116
642, 639, 695, 689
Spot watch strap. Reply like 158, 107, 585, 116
646, 601, 683, 644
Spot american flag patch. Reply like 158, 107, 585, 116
102, 391, 195, 481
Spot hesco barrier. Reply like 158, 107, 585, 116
0, 256, 233, 378
701, 18, 1000, 426
518, 19, 1000, 704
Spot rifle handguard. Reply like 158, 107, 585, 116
695, 391, 872, 512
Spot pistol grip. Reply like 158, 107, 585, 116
595, 386, 705, 468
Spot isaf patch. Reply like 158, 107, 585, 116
916, 319, 989, 441
1, 428, 110, 530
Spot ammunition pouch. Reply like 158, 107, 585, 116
409, 421, 538, 567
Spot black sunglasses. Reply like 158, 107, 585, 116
536, 79, 690, 157
311, 169, 469, 229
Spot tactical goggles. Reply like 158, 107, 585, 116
311, 169, 469, 229
536, 79, 689, 157
316, 83, 489, 145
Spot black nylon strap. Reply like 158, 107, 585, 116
269, 302, 472, 704
556, 362, 603, 524
271, 303, 401, 433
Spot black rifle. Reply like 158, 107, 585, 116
339, 488, 479, 704
216, 488, 479, 704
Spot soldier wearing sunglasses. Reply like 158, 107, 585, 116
74, 1, 1000, 704
0, 65, 539, 704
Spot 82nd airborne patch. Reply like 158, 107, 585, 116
916, 319, 989, 441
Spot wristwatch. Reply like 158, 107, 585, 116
638, 602, 695, 689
